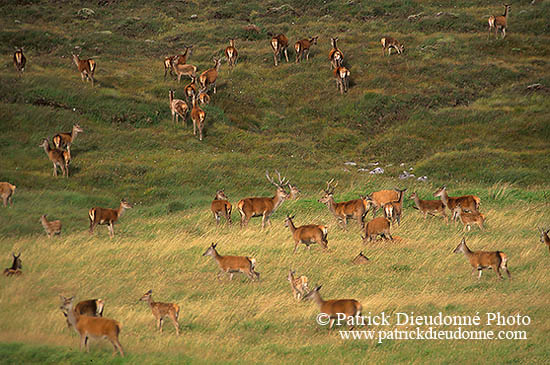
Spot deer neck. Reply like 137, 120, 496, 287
66, 307, 80, 330
117, 204, 127, 219
10, 259, 18, 271
503, 6, 509, 18
72, 56, 79, 67
42, 142, 51, 155
312, 292, 325, 308
271, 193, 285, 212
287, 219, 296, 233
438, 191, 449, 207
544, 233, 550, 245
146, 296, 155, 309
169, 91, 174, 104
412, 195, 421, 208
326, 197, 338, 215
461, 243, 473, 258
398, 191, 405, 204
71, 127, 80, 142
211, 248, 222, 262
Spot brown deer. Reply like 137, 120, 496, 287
455, 205, 485, 232
39, 138, 67, 177
361, 217, 393, 244
3, 253, 22, 277
169, 90, 188, 125
199, 58, 221, 94
271, 34, 289, 66
211, 189, 232, 225
318, 179, 371, 229
285, 215, 328, 254
184, 76, 198, 102
367, 189, 401, 217
288, 184, 300, 200
40, 214, 62, 238
53, 124, 84, 156
174, 63, 197, 83
13, 48, 26, 75
294, 36, 318, 63
237, 170, 290, 228
0, 182, 16, 207
60, 296, 104, 328
351, 251, 369, 265
139, 290, 180, 335
190, 95, 206, 141
329, 37, 344, 69
72, 54, 96, 86
453, 238, 511, 280
288, 270, 309, 300
380, 37, 404, 56
164, 45, 193, 79
88, 199, 133, 238
383, 188, 407, 226
488, 4, 511, 39
225, 39, 238, 68
303, 285, 362, 330
198, 90, 211, 105
60, 296, 124, 356
540, 228, 550, 253
202, 243, 259, 281
434, 186, 480, 222
333, 66, 350, 94
410, 192, 448, 223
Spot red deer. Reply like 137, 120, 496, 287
72, 54, 96, 86
202, 243, 259, 281
139, 290, 180, 335
184, 76, 198, 102
198, 90, 211, 105
302, 285, 362, 330
60, 296, 104, 328
60, 296, 124, 356
367, 189, 401, 217
13, 48, 26, 75
333, 66, 350, 94
39, 138, 67, 177
351, 251, 369, 265
190, 95, 206, 141
285, 215, 328, 254
288, 184, 300, 200
329, 37, 344, 69
361, 217, 393, 244
453, 238, 511, 280
164, 45, 193, 79
0, 182, 16, 207
271, 34, 289, 66
237, 171, 290, 228
540, 228, 550, 253
488, 4, 511, 39
288, 270, 309, 300
88, 199, 133, 238
294, 36, 318, 63
433, 186, 480, 221
380, 37, 404, 56
455, 205, 485, 232
52, 124, 83, 156
211, 189, 232, 225
318, 179, 371, 229
169, 90, 188, 125
174, 63, 197, 83
410, 192, 447, 223
3, 253, 22, 277
40, 215, 62, 238
383, 188, 407, 226
199, 58, 221, 94
225, 39, 238, 68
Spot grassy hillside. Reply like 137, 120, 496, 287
0, 0, 549, 363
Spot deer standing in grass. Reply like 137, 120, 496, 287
288, 184, 300, 200
455, 205, 485, 232
211, 189, 232, 225
303, 285, 362, 330
175, 63, 197, 83
40, 215, 62, 238
380, 37, 404, 56
352, 251, 369, 265
169, 90, 188, 125
190, 95, 206, 141
164, 45, 193, 79
453, 238, 511, 280
237, 171, 290, 228
39, 138, 67, 177
198, 90, 211, 105
271, 34, 289, 66
225, 39, 238, 68
367, 189, 401, 217
0, 182, 16, 207
434, 186, 480, 222
333, 66, 350, 94
488, 4, 511, 39
294, 36, 318, 63
3, 253, 22, 277
540, 228, 550, 253
361, 217, 393, 244
60, 296, 124, 356
285, 215, 328, 254
329, 37, 344, 69
60, 296, 104, 328
139, 290, 180, 335
383, 188, 407, 226
199, 58, 222, 94
53, 124, 83, 157
410, 192, 447, 223
72, 54, 96, 86
13, 48, 26, 75
202, 243, 260, 281
88, 199, 133, 238
288, 270, 309, 300
184, 76, 198, 103
318, 179, 371, 230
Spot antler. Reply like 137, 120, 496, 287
266, 170, 288, 188
325, 179, 337, 194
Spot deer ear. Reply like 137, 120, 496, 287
316, 285, 322, 291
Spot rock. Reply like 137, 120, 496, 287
77, 8, 96, 19
357, 168, 369, 172
399, 171, 415, 179
417, 176, 428, 182
190, 14, 198, 19
368, 162, 380, 166
344, 161, 357, 166
96, 30, 112, 35
370, 167, 384, 175
145, 39, 155, 43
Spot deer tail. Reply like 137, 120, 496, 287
88, 60, 96, 73
88, 208, 95, 222
498, 252, 508, 268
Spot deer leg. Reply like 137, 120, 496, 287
85, 336, 90, 352
329, 318, 335, 330
156, 317, 162, 331
81, 73, 85, 82
2, 196, 7, 207
170, 314, 180, 335
193, 119, 197, 135
493, 265, 503, 279
502, 28, 506, 39
215, 213, 220, 225
477, 268, 483, 280
273, 52, 278, 66
504, 266, 511, 279
108, 222, 114, 238
89, 219, 97, 234
284, 48, 289, 63
229, 272, 234, 280
293, 240, 299, 254
52, 163, 57, 176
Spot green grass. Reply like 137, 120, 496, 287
1, 0, 550, 363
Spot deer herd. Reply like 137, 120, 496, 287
2, 3, 544, 357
